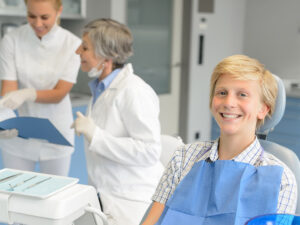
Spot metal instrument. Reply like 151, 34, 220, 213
8, 175, 37, 191
0, 173, 22, 184
23, 177, 52, 191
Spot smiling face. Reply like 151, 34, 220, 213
211, 74, 269, 138
76, 33, 103, 72
26, 0, 62, 38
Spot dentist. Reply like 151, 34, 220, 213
73, 18, 164, 225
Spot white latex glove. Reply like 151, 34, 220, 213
0, 129, 18, 139
0, 88, 37, 110
71, 111, 96, 142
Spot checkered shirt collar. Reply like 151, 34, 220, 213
207, 137, 264, 164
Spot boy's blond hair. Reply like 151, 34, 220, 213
209, 55, 278, 128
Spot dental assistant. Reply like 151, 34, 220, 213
73, 18, 164, 225
0, 0, 80, 176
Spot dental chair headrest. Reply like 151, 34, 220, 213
257, 74, 286, 137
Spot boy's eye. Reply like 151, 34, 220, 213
239, 92, 247, 97
215, 90, 226, 96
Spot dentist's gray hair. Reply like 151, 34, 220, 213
83, 18, 133, 66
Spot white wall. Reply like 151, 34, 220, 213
244, 0, 300, 79
180, 0, 247, 142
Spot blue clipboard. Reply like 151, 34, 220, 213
0, 117, 72, 146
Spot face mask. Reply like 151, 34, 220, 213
88, 62, 105, 78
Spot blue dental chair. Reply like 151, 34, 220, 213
139, 135, 184, 224
256, 74, 300, 214
160, 134, 184, 167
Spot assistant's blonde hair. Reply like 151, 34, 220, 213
24, 0, 62, 10
209, 54, 277, 128
24, 0, 62, 24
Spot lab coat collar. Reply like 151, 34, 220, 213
207, 137, 263, 164
108, 63, 134, 89
88, 68, 121, 104
88, 68, 121, 92
28, 23, 60, 44
87, 64, 132, 109
41, 23, 59, 41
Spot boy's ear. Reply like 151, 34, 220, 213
257, 103, 270, 120
58, 6, 63, 15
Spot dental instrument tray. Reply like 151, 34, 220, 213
0, 168, 78, 199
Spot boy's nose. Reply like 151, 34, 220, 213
223, 94, 236, 108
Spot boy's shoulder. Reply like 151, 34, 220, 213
184, 140, 215, 152
262, 151, 297, 187
175, 140, 216, 162
262, 151, 295, 173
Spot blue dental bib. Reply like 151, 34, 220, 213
156, 160, 283, 225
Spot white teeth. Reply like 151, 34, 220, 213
222, 114, 238, 118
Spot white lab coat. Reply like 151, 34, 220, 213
85, 64, 164, 225
0, 24, 81, 161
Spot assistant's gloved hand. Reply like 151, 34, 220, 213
0, 88, 37, 110
71, 111, 96, 142
0, 129, 18, 139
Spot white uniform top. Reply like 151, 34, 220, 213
85, 64, 164, 202
0, 23, 81, 161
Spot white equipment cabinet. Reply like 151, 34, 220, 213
0, 169, 107, 225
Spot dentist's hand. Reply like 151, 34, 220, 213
71, 111, 96, 142
0, 129, 18, 139
0, 88, 37, 110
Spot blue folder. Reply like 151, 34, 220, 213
0, 117, 72, 146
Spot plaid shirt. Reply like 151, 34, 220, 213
152, 137, 297, 214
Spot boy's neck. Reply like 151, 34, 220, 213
218, 134, 256, 160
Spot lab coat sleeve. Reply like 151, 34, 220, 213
89, 85, 161, 167
0, 33, 17, 80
